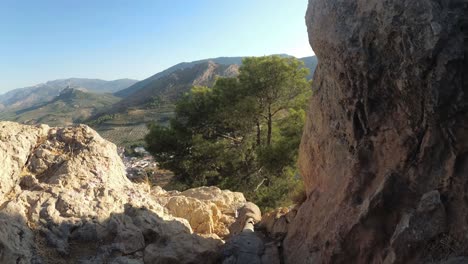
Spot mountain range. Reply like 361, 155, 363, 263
0, 78, 138, 111
0, 55, 318, 145
0, 88, 120, 126
113, 61, 239, 111
115, 54, 316, 97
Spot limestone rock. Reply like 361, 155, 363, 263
165, 196, 221, 236
284, 0, 467, 263
0, 122, 48, 205
0, 122, 223, 263
386, 190, 447, 263
259, 207, 297, 240
0, 212, 36, 264
222, 231, 265, 264
229, 202, 262, 237
155, 186, 247, 238
180, 186, 246, 215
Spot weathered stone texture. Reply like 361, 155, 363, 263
0, 122, 248, 263
285, 0, 467, 263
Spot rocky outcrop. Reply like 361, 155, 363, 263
0, 122, 247, 263
228, 202, 262, 237
222, 202, 287, 264
153, 186, 247, 238
223, 230, 265, 264
222, 202, 265, 264
259, 207, 297, 240
284, 0, 467, 263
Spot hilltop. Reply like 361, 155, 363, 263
0, 88, 120, 126
0, 78, 138, 111
115, 55, 316, 98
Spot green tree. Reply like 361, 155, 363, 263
145, 56, 310, 209
239, 56, 309, 145
147, 95, 163, 109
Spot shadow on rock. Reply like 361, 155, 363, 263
0, 204, 222, 264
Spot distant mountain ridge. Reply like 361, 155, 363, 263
0, 54, 317, 147
103, 61, 239, 115
3, 87, 120, 126
114, 57, 246, 98
86, 55, 317, 146
115, 54, 317, 98
300, 56, 318, 79
0, 78, 138, 111
94, 55, 316, 115
85, 60, 245, 146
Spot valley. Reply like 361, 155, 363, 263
0, 56, 318, 148
0, 88, 120, 126
0, 0, 465, 263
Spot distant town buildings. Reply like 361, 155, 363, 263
119, 147, 158, 183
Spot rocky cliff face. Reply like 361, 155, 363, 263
0, 121, 247, 264
284, 0, 467, 263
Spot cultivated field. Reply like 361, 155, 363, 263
97, 124, 149, 146
92, 106, 175, 147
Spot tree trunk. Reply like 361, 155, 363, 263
267, 105, 272, 145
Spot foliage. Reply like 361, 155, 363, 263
146, 95, 168, 109
145, 56, 311, 209
251, 167, 305, 210
87, 114, 118, 126
239, 56, 309, 145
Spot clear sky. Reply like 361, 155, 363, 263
0, 0, 313, 93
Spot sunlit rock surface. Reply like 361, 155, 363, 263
0, 121, 248, 263
284, 0, 467, 263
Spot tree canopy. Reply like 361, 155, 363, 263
145, 56, 311, 209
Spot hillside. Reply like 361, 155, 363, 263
0, 56, 317, 147
115, 56, 246, 97
90, 56, 316, 146
0, 78, 137, 111
115, 55, 316, 98
90, 61, 239, 146
1, 0, 466, 263
0, 88, 120, 126
115, 61, 239, 110
301, 56, 318, 79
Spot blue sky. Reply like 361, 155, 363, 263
0, 0, 313, 92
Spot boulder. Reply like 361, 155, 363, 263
155, 186, 248, 238
180, 186, 246, 215
165, 196, 221, 236
284, 0, 467, 263
229, 202, 262, 236
0, 122, 223, 263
